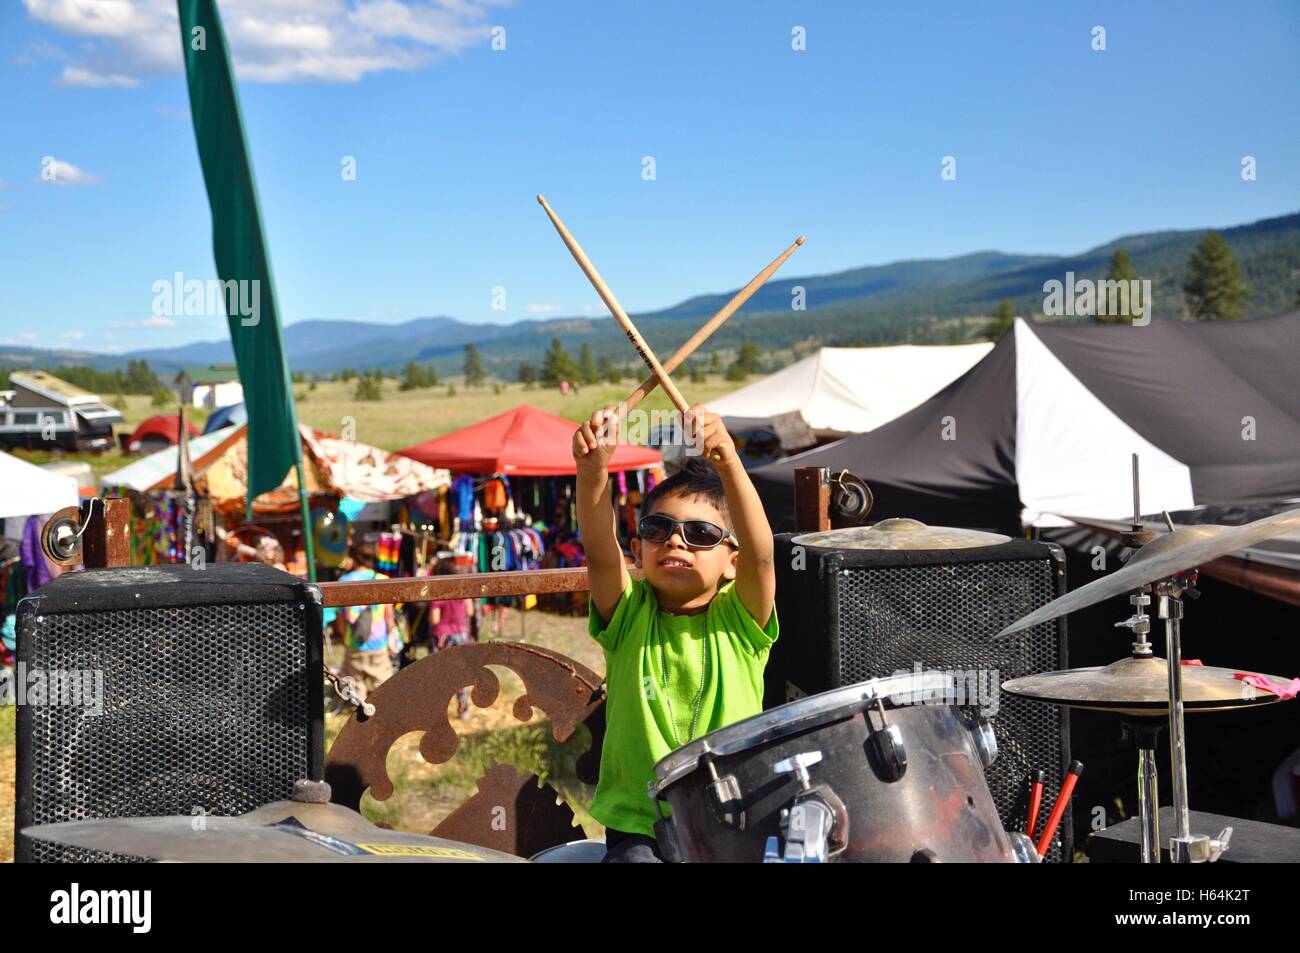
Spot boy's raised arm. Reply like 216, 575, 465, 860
574, 405, 632, 625
690, 405, 776, 629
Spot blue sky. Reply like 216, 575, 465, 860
1, 0, 1297, 354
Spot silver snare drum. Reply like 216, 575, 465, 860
650, 672, 1017, 863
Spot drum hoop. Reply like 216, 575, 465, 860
651, 671, 955, 796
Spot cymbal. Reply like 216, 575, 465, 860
22, 799, 528, 863
792, 518, 1010, 551
1002, 656, 1289, 716
999, 507, 1300, 636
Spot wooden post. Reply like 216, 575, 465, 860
793, 467, 831, 532
82, 499, 131, 568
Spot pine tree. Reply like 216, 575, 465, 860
1183, 232, 1249, 320
725, 343, 758, 381
541, 338, 579, 385
354, 376, 383, 401
125, 359, 158, 394
463, 344, 485, 387
708, 352, 722, 374
517, 362, 536, 386
400, 361, 438, 391
983, 299, 1016, 341
597, 354, 619, 384
1097, 249, 1143, 324
577, 343, 598, 385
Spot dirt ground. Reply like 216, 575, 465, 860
0, 607, 603, 862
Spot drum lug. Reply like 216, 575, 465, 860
706, 775, 746, 830
873, 723, 908, 781
698, 750, 746, 830
867, 698, 908, 781
967, 716, 998, 769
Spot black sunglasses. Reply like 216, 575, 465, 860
638, 514, 738, 549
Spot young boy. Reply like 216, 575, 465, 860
574, 402, 778, 863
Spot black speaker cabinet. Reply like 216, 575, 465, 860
768, 532, 1072, 861
15, 563, 323, 862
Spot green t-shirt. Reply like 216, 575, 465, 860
588, 577, 779, 838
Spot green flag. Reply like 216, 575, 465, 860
176, 0, 315, 578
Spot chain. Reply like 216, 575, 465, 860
324, 667, 375, 717
658, 619, 708, 748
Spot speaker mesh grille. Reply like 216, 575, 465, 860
21, 602, 313, 863
831, 558, 1068, 862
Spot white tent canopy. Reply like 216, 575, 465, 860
0, 450, 79, 520
710, 343, 993, 437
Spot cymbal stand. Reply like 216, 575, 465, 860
1153, 571, 1232, 863
1113, 453, 1164, 862
1114, 592, 1162, 863
1119, 718, 1164, 864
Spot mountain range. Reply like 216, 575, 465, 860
7, 210, 1298, 379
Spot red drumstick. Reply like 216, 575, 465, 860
1036, 760, 1084, 858
1025, 769, 1046, 838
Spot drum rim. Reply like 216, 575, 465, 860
651, 671, 955, 795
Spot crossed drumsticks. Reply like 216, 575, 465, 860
538, 194, 804, 460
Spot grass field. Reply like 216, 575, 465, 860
293, 374, 743, 452
1, 609, 603, 862
6, 372, 749, 477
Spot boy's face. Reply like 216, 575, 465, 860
632, 491, 737, 600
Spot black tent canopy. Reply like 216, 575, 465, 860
752, 312, 1300, 534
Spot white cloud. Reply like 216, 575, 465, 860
110, 315, 179, 330
528, 303, 559, 314
34, 158, 104, 187
60, 330, 85, 340
57, 66, 140, 87
23, 0, 510, 86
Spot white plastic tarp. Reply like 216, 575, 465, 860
711, 343, 993, 436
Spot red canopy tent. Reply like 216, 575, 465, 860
399, 405, 661, 475
125, 413, 200, 452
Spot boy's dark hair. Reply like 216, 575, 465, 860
639, 456, 732, 531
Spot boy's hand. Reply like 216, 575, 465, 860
686, 404, 737, 467
573, 405, 620, 470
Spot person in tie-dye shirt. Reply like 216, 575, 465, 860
335, 537, 395, 702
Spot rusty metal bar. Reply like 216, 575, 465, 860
82, 498, 131, 569
794, 466, 831, 532
316, 566, 644, 608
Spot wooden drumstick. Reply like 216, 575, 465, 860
537, 194, 691, 415
624, 235, 805, 412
